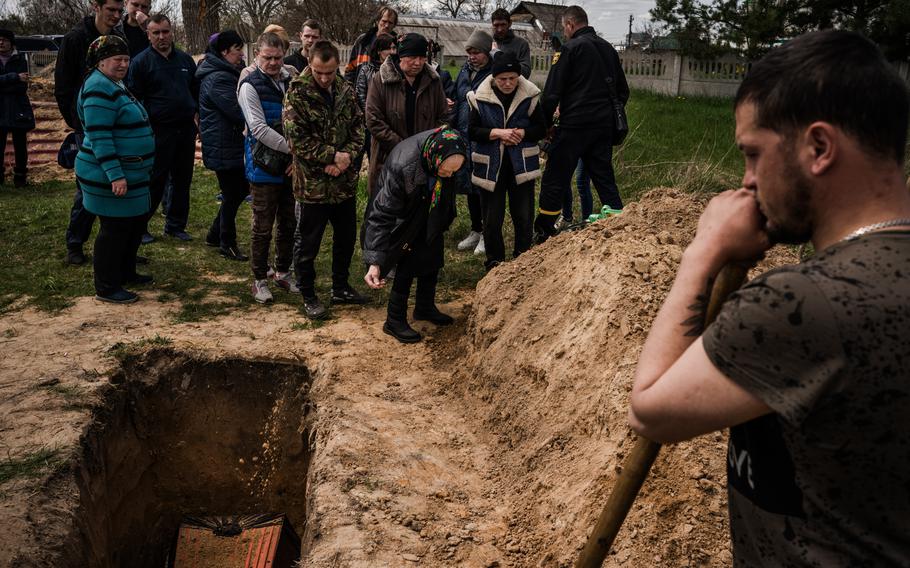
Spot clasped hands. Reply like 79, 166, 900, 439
492, 128, 525, 146
325, 151, 352, 177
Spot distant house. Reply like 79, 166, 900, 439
397, 14, 541, 69
510, 1, 568, 48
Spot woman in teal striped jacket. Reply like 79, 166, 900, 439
76, 35, 155, 304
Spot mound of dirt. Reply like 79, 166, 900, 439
453, 188, 797, 566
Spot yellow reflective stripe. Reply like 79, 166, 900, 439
538, 208, 561, 216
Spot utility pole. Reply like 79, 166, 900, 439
627, 14, 633, 49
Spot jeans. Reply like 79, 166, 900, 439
94, 214, 144, 295
208, 168, 249, 247
562, 159, 594, 221
294, 197, 357, 297
249, 181, 295, 280
480, 179, 534, 269
146, 124, 196, 234
65, 132, 94, 252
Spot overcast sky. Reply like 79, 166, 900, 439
582, 0, 657, 44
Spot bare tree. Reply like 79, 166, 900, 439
18, 0, 89, 34
182, 0, 221, 52
469, 0, 490, 20
433, 0, 469, 19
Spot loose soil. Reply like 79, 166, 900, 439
0, 189, 797, 567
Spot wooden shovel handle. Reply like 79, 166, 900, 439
574, 262, 751, 568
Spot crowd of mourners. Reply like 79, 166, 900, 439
4, 1, 627, 342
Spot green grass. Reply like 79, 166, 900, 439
0, 448, 65, 485
616, 90, 741, 200
0, 89, 748, 316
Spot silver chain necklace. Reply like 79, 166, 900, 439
841, 218, 910, 242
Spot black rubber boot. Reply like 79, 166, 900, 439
383, 291, 421, 343
413, 275, 453, 326
13, 168, 26, 188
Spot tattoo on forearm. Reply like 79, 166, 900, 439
681, 277, 714, 337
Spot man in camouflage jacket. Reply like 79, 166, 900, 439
284, 40, 367, 318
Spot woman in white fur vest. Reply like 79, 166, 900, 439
467, 51, 547, 271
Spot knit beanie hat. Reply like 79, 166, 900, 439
86, 35, 129, 68
492, 50, 521, 76
0, 29, 14, 44
397, 33, 428, 58
465, 29, 493, 54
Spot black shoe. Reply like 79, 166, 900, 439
331, 285, 368, 305
383, 320, 422, 343
135, 255, 149, 265
164, 229, 193, 241
66, 249, 86, 266
413, 306, 454, 326
141, 232, 155, 245
302, 296, 329, 320
13, 170, 26, 187
95, 289, 138, 304
220, 246, 248, 261
124, 273, 154, 285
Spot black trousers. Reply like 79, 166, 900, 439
208, 168, 249, 247
0, 128, 28, 176
467, 192, 483, 233
294, 196, 357, 297
538, 126, 622, 215
146, 123, 196, 233
479, 178, 534, 268
391, 266, 438, 298
94, 214, 144, 295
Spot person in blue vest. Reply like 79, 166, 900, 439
467, 51, 547, 271
127, 13, 199, 243
75, 35, 155, 303
453, 29, 494, 256
238, 31, 296, 304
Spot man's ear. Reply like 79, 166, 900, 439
803, 121, 837, 177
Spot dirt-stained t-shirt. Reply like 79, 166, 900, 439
702, 231, 910, 567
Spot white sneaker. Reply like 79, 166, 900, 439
474, 237, 485, 256
252, 279, 273, 303
271, 271, 300, 294
457, 231, 482, 251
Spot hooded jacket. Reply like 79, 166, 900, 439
364, 56, 448, 193
453, 59, 492, 138
196, 52, 245, 171
283, 68, 364, 204
54, 16, 126, 130
0, 50, 35, 130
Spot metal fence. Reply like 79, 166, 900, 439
25, 51, 59, 76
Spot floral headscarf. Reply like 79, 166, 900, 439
421, 127, 466, 209
86, 35, 130, 69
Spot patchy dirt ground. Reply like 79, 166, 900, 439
0, 189, 798, 567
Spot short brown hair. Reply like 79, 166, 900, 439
376, 6, 398, 26
562, 5, 588, 26
257, 31, 286, 53
309, 39, 339, 63
148, 13, 170, 26
302, 19, 321, 32
491, 8, 510, 23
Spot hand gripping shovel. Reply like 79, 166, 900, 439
574, 262, 751, 568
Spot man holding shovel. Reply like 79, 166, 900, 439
628, 30, 910, 565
